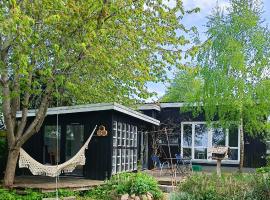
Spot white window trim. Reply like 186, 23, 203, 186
112, 121, 138, 174
181, 122, 240, 164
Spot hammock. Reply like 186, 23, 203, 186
19, 126, 97, 177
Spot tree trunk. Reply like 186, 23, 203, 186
3, 147, 20, 187
239, 118, 244, 172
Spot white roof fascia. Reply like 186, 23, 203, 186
160, 102, 203, 108
160, 102, 185, 108
113, 103, 159, 125
16, 103, 160, 126
138, 104, 161, 111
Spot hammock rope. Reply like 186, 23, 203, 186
18, 125, 97, 177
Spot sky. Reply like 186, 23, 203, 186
147, 0, 270, 102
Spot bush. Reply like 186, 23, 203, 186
0, 173, 162, 200
177, 173, 270, 200
84, 172, 163, 200
0, 188, 78, 200
256, 167, 270, 173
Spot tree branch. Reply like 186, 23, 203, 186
2, 74, 15, 147
17, 85, 52, 147
16, 72, 33, 138
10, 73, 20, 127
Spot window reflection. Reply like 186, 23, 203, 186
195, 124, 208, 147
183, 124, 192, 147
212, 127, 225, 146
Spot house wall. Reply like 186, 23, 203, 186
22, 110, 113, 180
21, 109, 157, 180
141, 106, 266, 168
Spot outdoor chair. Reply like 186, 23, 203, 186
151, 155, 170, 175
175, 154, 192, 174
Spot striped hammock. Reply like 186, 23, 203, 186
18, 126, 97, 177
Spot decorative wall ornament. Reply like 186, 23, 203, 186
97, 125, 108, 136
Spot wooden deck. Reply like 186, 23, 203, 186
13, 176, 104, 192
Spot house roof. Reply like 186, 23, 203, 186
139, 102, 203, 109
138, 104, 161, 111
16, 103, 160, 126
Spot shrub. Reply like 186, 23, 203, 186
0, 188, 78, 200
84, 172, 163, 200
256, 167, 270, 173
177, 173, 269, 200
249, 174, 270, 200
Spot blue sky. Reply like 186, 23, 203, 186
147, 0, 270, 102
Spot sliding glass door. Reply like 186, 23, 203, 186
44, 125, 61, 165
65, 124, 84, 176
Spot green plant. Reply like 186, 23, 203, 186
249, 174, 270, 200
266, 155, 270, 167
176, 173, 270, 200
178, 173, 256, 200
0, 188, 79, 200
256, 167, 270, 173
84, 172, 163, 200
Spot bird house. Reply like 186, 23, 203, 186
209, 146, 229, 160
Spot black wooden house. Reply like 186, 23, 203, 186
139, 102, 267, 168
18, 103, 159, 180
17, 101, 267, 181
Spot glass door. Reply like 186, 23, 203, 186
65, 124, 84, 176
44, 125, 61, 165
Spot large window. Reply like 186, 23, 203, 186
181, 122, 240, 162
112, 121, 138, 174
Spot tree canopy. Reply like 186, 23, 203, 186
164, 0, 270, 136
0, 0, 198, 186
0, 0, 198, 107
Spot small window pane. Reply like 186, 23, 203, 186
212, 127, 225, 146
194, 148, 207, 159
183, 148, 192, 159
229, 125, 239, 147
183, 124, 192, 147
117, 123, 122, 146
228, 149, 238, 160
122, 149, 125, 171
122, 124, 126, 146
127, 125, 130, 147
195, 124, 208, 147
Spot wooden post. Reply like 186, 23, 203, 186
216, 159, 221, 177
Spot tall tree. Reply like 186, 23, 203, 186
0, 0, 196, 186
163, 0, 270, 171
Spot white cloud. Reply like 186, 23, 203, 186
182, 0, 230, 14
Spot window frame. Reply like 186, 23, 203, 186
181, 122, 240, 163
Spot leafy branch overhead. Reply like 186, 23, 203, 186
164, 0, 270, 136
0, 0, 198, 106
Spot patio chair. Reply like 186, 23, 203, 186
175, 154, 192, 174
151, 155, 170, 175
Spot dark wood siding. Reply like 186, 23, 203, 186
20, 108, 157, 179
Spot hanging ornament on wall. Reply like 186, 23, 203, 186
97, 125, 108, 136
